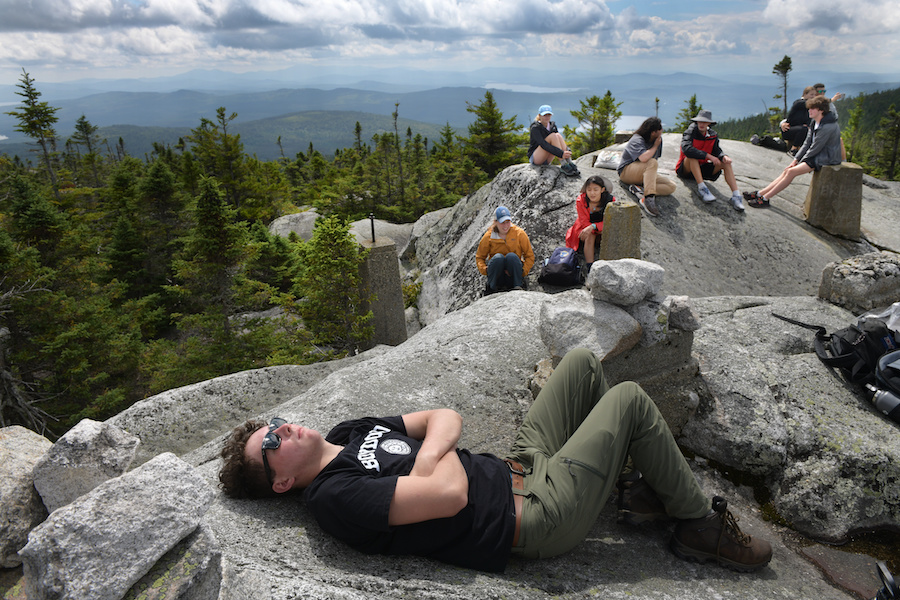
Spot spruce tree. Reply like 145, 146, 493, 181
563, 92, 623, 154
772, 55, 793, 119
289, 215, 373, 356
463, 91, 523, 178
674, 95, 703, 132
874, 104, 900, 180
5, 70, 61, 197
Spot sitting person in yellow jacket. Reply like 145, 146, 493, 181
475, 206, 535, 294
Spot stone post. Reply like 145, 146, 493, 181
803, 162, 863, 240
599, 199, 642, 260
358, 237, 407, 350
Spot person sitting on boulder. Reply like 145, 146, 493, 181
617, 117, 676, 217
779, 86, 817, 156
675, 110, 745, 211
744, 94, 841, 208
528, 104, 580, 177
474, 206, 535, 294
565, 174, 616, 272
219, 347, 773, 574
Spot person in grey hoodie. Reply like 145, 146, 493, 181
744, 94, 841, 208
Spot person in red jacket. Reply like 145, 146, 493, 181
675, 110, 745, 211
565, 175, 615, 272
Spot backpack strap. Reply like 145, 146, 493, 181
771, 312, 857, 368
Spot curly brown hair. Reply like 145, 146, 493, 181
219, 419, 277, 499
805, 95, 831, 113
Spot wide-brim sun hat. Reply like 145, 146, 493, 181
691, 109, 716, 125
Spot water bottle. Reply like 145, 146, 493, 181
865, 384, 900, 424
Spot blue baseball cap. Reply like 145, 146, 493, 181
495, 206, 512, 223
538, 105, 553, 115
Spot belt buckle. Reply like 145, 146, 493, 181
504, 459, 526, 476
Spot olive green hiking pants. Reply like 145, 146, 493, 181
508, 348, 710, 558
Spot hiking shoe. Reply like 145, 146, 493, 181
670, 496, 773, 572
640, 195, 660, 217
561, 161, 580, 177
787, 148, 798, 158
617, 475, 668, 525
750, 134, 760, 146
698, 184, 716, 203
732, 193, 745, 212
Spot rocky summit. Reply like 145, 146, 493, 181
2, 136, 900, 600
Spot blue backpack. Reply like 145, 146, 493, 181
538, 247, 580, 287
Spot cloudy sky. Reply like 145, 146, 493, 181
1, 0, 899, 85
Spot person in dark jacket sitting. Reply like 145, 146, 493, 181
780, 86, 817, 155
528, 105, 580, 177
745, 95, 841, 208
675, 110, 744, 211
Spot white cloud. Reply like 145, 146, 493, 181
763, 0, 900, 34
0, 0, 897, 81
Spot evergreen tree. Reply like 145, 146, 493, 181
563, 91, 623, 155
463, 91, 524, 178
772, 55, 793, 119
874, 104, 900, 180
288, 215, 373, 356
4, 69, 61, 197
69, 115, 104, 187
170, 176, 246, 315
844, 99, 865, 164
674, 95, 703, 131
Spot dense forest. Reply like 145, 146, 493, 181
1, 66, 897, 440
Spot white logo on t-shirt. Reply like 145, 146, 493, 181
380, 439, 411, 455
358, 425, 390, 471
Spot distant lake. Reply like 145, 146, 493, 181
484, 83, 583, 94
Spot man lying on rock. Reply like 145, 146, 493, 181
219, 347, 772, 573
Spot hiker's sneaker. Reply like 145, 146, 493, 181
750, 134, 760, 146
617, 475, 668, 526
640, 195, 660, 217
628, 183, 644, 198
731, 193, 745, 212
670, 496, 773, 572
787, 148, 798, 158
560, 162, 580, 177
698, 184, 716, 203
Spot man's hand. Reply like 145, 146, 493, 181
781, 121, 790, 132
388, 409, 468, 525
563, 149, 572, 160
403, 409, 462, 479
708, 154, 722, 167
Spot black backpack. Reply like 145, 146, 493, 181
538, 247, 581, 287
773, 312, 898, 386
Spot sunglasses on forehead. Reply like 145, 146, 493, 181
261, 417, 286, 485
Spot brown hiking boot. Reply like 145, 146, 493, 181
617, 474, 668, 525
670, 496, 772, 572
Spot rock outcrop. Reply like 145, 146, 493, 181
410, 134, 891, 327
5, 138, 900, 600
0, 426, 51, 568
19, 453, 215, 600
32, 419, 139, 513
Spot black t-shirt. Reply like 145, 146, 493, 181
304, 416, 516, 572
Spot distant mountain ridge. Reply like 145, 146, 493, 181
1, 67, 898, 161
0, 110, 451, 162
